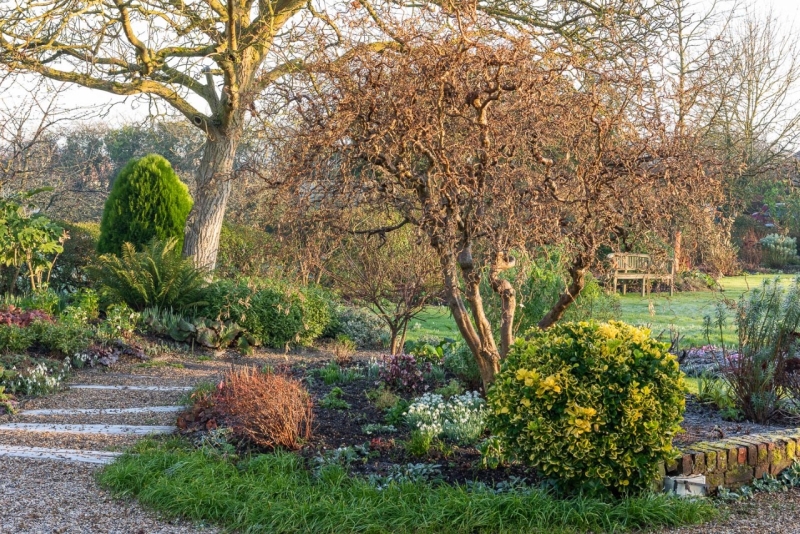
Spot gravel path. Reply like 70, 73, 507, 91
662, 488, 800, 533
0, 458, 218, 534
0, 352, 229, 534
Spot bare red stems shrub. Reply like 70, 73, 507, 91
215, 367, 313, 450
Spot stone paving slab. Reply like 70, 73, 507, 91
0, 444, 122, 464
69, 384, 193, 392
0, 423, 176, 435
21, 406, 183, 416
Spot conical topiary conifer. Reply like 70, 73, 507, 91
98, 154, 193, 255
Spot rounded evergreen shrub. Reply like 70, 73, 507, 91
487, 321, 685, 494
98, 154, 192, 255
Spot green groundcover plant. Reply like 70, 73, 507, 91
488, 321, 685, 495
99, 438, 715, 534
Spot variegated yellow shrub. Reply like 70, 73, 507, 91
487, 321, 685, 494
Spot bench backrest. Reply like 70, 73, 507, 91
608, 253, 674, 274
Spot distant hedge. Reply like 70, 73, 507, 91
98, 154, 192, 255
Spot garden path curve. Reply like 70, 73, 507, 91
0, 357, 229, 533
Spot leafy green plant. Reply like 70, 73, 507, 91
91, 239, 209, 312
0, 191, 67, 293
759, 234, 798, 268
0, 385, 17, 414
0, 324, 37, 353
405, 338, 448, 363
707, 277, 800, 422
332, 334, 357, 365
0, 354, 70, 395
326, 305, 389, 349
405, 391, 487, 445
483, 247, 620, 337
434, 379, 465, 399
695, 372, 741, 420
316, 362, 363, 385
488, 321, 685, 494
443, 341, 482, 390
98, 154, 193, 255
320, 387, 350, 410
49, 221, 99, 291
365, 386, 400, 411
405, 429, 434, 457
99, 303, 140, 340
384, 398, 411, 426
31, 319, 93, 357
361, 423, 397, 435
197, 280, 333, 349
69, 288, 100, 319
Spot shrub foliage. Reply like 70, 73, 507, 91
98, 154, 192, 255
215, 367, 313, 450
198, 279, 332, 349
487, 321, 685, 494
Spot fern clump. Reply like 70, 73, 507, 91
91, 239, 208, 312
98, 154, 192, 255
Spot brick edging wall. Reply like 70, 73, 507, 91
667, 429, 800, 492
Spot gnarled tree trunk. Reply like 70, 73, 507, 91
182, 133, 238, 271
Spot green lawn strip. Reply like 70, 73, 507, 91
99, 438, 717, 533
410, 275, 799, 349
619, 274, 797, 348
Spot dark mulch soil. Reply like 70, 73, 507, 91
291, 362, 536, 486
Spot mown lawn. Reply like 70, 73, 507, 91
619, 274, 797, 348
407, 274, 799, 349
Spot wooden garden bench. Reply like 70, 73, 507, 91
608, 253, 675, 296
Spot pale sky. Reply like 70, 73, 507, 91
2, 0, 799, 126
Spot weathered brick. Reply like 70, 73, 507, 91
705, 471, 725, 490
718, 449, 728, 472
784, 439, 795, 460
725, 464, 755, 487
758, 443, 769, 466
737, 447, 748, 465
755, 464, 770, 479
682, 453, 694, 476
705, 450, 718, 474
728, 447, 738, 468
666, 457, 679, 475
692, 452, 706, 475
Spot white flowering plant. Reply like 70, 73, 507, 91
404, 391, 488, 445
0, 356, 71, 395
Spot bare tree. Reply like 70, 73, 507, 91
286, 27, 716, 387
0, 0, 683, 270
709, 10, 800, 211
329, 219, 442, 354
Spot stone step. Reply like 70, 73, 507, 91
20, 406, 184, 416
0, 423, 175, 436
0, 444, 121, 464
69, 384, 193, 392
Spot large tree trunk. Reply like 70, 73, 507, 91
182, 133, 239, 271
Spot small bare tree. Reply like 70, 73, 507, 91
329, 220, 442, 354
